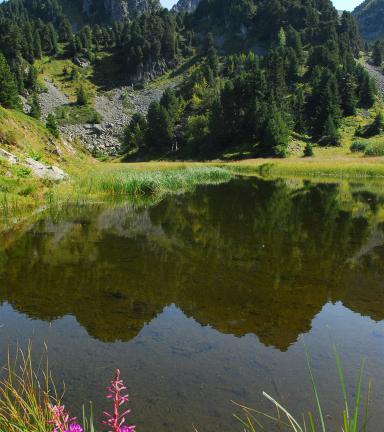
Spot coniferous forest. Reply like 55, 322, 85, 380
0, 0, 383, 159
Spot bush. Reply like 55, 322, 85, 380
350, 140, 367, 152
303, 142, 314, 157
364, 141, 384, 156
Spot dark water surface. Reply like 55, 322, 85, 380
0, 176, 383, 431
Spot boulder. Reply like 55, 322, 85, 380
0, 148, 19, 164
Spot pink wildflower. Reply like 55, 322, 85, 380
101, 370, 135, 432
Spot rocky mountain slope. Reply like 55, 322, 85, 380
62, 0, 161, 22
352, 0, 384, 40
172, 0, 199, 13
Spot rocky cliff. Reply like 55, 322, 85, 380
352, 0, 384, 41
72, 0, 162, 22
172, 0, 199, 13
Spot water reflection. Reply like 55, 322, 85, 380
0, 176, 383, 350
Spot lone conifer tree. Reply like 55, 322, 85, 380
0, 53, 21, 110
46, 113, 59, 138
77, 84, 88, 105
30, 93, 41, 120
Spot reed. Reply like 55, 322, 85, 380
77, 165, 232, 196
223, 156, 384, 178
0, 343, 59, 432
233, 327, 383, 432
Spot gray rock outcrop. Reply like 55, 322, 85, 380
22, 158, 69, 181
0, 148, 19, 164
172, 0, 199, 13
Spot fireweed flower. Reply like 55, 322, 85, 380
101, 369, 135, 432
47, 404, 82, 432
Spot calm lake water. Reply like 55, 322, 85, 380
0, 175, 383, 431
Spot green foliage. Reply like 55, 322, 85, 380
45, 113, 59, 138
364, 140, 384, 156
350, 140, 367, 152
57, 105, 100, 125
320, 115, 341, 146
122, 113, 147, 153
29, 93, 41, 120
77, 84, 88, 106
303, 142, 314, 157
145, 101, 173, 149
160, 87, 178, 123
0, 53, 21, 110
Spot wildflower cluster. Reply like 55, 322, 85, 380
47, 404, 83, 432
101, 369, 135, 432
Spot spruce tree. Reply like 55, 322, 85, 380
26, 65, 38, 88
209, 97, 225, 143
77, 84, 88, 106
372, 39, 383, 66
30, 92, 41, 120
207, 47, 219, 77
321, 115, 341, 146
146, 101, 172, 148
360, 74, 376, 107
33, 30, 42, 59
13, 64, 25, 94
46, 113, 59, 138
202, 32, 214, 56
160, 87, 178, 123
0, 53, 21, 110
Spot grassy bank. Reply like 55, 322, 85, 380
221, 152, 384, 178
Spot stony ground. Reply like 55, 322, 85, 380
34, 78, 177, 155
362, 57, 384, 94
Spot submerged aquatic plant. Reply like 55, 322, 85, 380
101, 370, 135, 432
234, 327, 384, 432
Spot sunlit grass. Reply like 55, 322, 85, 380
222, 153, 384, 178
0, 344, 58, 432
77, 163, 233, 196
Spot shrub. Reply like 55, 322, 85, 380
350, 140, 367, 152
364, 141, 384, 156
303, 142, 314, 157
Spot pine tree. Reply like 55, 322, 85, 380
122, 113, 147, 152
207, 47, 219, 77
321, 115, 341, 146
70, 67, 79, 82
77, 84, 88, 105
360, 74, 376, 107
46, 113, 59, 138
30, 92, 41, 120
160, 87, 178, 123
278, 27, 286, 47
294, 87, 306, 134
202, 32, 214, 56
0, 53, 21, 110
372, 39, 383, 66
209, 97, 225, 143
13, 64, 25, 94
286, 25, 302, 61
33, 30, 42, 60
145, 101, 172, 148
26, 65, 38, 88
374, 111, 384, 130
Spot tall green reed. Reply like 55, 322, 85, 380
0, 343, 59, 432
234, 327, 383, 432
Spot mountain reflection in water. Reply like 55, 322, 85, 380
0, 176, 383, 431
